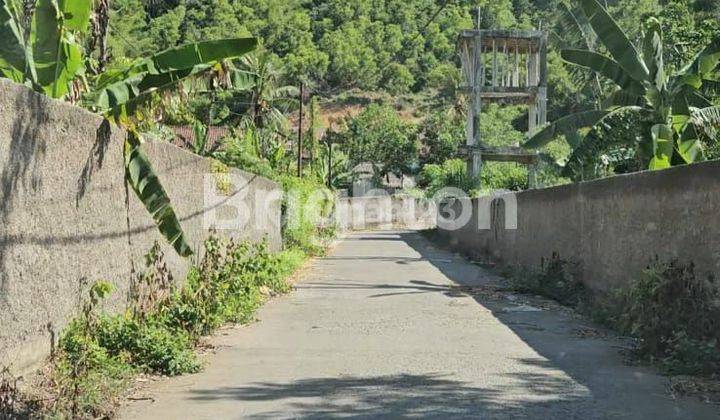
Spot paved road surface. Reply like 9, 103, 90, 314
120, 231, 718, 419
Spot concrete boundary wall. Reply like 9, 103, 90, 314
334, 196, 437, 231
436, 161, 720, 292
0, 80, 282, 373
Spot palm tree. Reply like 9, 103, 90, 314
524, 0, 720, 172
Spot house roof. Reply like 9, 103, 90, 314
169, 125, 231, 151
351, 163, 411, 188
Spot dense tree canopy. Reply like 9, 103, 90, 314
103, 0, 718, 188
339, 104, 418, 179
110, 1, 718, 105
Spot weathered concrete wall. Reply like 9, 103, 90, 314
335, 195, 437, 231
437, 161, 720, 292
0, 80, 281, 373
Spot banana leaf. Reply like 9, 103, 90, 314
561, 130, 604, 177
58, 0, 92, 32
578, 0, 649, 83
676, 122, 703, 164
524, 107, 640, 149
94, 65, 211, 113
555, 1, 596, 50
107, 39, 257, 258
124, 130, 192, 257
690, 105, 720, 140
602, 89, 645, 109
30, 0, 91, 98
140, 38, 257, 75
92, 38, 258, 117
642, 18, 665, 91
231, 69, 257, 91
0, 0, 26, 82
649, 123, 673, 169
681, 36, 720, 81
561, 49, 646, 95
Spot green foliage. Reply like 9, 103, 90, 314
481, 163, 529, 191
508, 254, 720, 376
0, 0, 91, 98
418, 159, 477, 197
417, 104, 570, 192
508, 253, 587, 307
213, 128, 278, 180
164, 237, 295, 336
382, 63, 415, 95
426, 63, 462, 102
340, 104, 418, 178
91, 316, 199, 376
107, 0, 474, 90
51, 337, 134, 418
419, 110, 464, 165
312, 143, 352, 189
281, 175, 334, 255
51, 279, 135, 418
48, 235, 311, 418
0, 1, 261, 258
88, 37, 258, 117
124, 131, 193, 257
103, 38, 258, 258
525, 0, 720, 176
211, 128, 336, 257
192, 120, 210, 155
614, 259, 720, 375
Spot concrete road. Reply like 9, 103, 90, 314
120, 231, 718, 419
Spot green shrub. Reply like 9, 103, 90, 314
418, 158, 478, 197
51, 344, 132, 419
94, 316, 200, 376
281, 175, 334, 255
616, 259, 720, 375
53, 282, 135, 418
508, 253, 587, 307
46, 233, 313, 418
506, 256, 720, 376
162, 237, 300, 337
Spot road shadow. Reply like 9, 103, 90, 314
297, 279, 472, 298
168, 230, 718, 419
188, 371, 599, 419
399, 230, 717, 419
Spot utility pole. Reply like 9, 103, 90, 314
326, 136, 333, 188
297, 82, 304, 177
308, 95, 315, 168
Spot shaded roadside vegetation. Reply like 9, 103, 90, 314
421, 230, 719, 386
506, 255, 720, 378
1, 237, 307, 418
1, 213, 331, 419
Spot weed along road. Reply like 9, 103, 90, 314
120, 231, 718, 419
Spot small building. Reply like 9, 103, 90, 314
351, 163, 416, 197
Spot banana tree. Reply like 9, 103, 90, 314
0, 0, 257, 256
0, 0, 92, 98
524, 0, 720, 172
237, 51, 298, 158
314, 142, 351, 189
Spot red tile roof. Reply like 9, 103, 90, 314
169, 125, 232, 152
